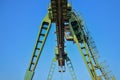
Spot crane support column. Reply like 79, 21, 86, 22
24, 14, 51, 80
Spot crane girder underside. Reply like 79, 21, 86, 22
51, 0, 68, 67
24, 0, 116, 80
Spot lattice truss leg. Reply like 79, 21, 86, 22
47, 53, 77, 80
24, 14, 52, 80
66, 11, 116, 80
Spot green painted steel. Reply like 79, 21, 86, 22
24, 71, 34, 80
46, 47, 77, 80
47, 58, 57, 80
66, 57, 77, 80
24, 1, 116, 80
68, 11, 116, 80
69, 13, 97, 80
24, 14, 52, 80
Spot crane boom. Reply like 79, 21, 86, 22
51, 0, 67, 68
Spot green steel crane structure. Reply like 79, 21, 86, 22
24, 0, 116, 80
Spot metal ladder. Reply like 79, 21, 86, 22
47, 55, 77, 80
68, 11, 116, 80
66, 57, 77, 80
69, 12, 99, 80
47, 58, 57, 80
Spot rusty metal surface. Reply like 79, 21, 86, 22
51, 0, 67, 67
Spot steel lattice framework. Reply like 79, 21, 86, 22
24, 0, 116, 80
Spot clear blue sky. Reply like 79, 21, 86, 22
0, 0, 120, 80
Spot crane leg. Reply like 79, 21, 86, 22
24, 14, 52, 80
66, 56, 77, 80
47, 58, 57, 80
69, 12, 98, 80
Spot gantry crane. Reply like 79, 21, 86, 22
24, 0, 116, 80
